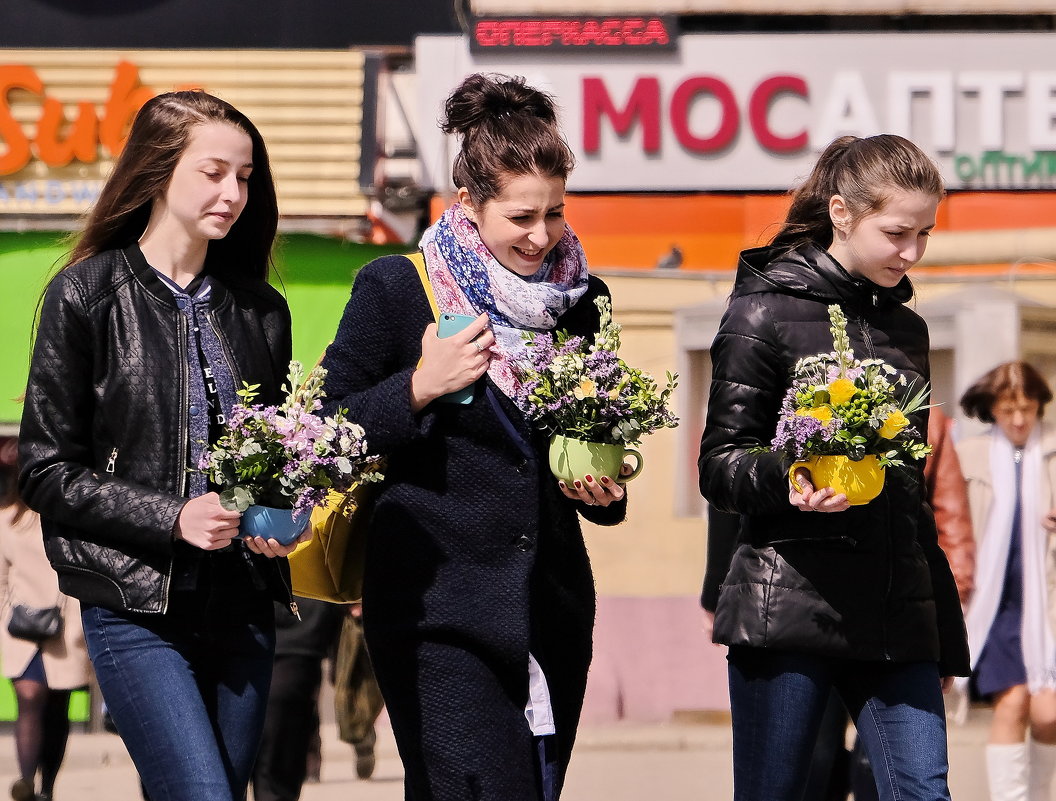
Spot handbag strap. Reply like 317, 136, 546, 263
406, 250, 440, 369
407, 250, 439, 324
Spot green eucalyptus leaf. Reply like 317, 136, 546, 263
219, 486, 253, 512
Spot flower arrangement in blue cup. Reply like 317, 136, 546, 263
516, 296, 678, 478
199, 361, 383, 544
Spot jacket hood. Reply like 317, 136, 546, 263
733, 242, 914, 310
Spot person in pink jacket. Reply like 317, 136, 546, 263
958, 361, 1056, 801
0, 437, 90, 801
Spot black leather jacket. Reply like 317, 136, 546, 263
698, 242, 969, 675
18, 246, 292, 614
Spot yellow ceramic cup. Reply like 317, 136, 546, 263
788, 454, 885, 506
548, 434, 644, 485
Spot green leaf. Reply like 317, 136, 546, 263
220, 486, 254, 512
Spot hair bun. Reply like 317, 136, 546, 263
441, 73, 557, 137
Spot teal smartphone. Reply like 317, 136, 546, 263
436, 313, 478, 404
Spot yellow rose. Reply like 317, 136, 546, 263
810, 407, 833, 424
878, 410, 909, 439
796, 406, 833, 424
573, 378, 597, 400
828, 378, 857, 406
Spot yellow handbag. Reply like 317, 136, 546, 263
288, 251, 437, 603
288, 484, 375, 603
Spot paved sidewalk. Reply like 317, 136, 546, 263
0, 711, 996, 800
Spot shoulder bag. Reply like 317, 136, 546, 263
8, 598, 63, 643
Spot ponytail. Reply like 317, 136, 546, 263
772, 134, 944, 251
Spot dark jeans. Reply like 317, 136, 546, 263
81, 592, 275, 801
728, 647, 951, 801
535, 735, 557, 801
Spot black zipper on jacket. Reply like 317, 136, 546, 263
855, 313, 877, 360
160, 309, 190, 615
854, 308, 893, 659
176, 311, 190, 499
880, 491, 893, 661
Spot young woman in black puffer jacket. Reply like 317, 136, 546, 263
698, 134, 969, 801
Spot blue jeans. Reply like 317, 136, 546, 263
81, 589, 275, 801
727, 647, 951, 801
535, 734, 557, 801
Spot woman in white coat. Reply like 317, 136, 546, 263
0, 438, 90, 801
958, 361, 1056, 801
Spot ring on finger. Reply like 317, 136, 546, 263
474, 341, 485, 353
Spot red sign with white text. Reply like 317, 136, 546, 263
470, 16, 676, 52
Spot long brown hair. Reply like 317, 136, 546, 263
772, 134, 944, 251
65, 90, 278, 281
441, 73, 574, 204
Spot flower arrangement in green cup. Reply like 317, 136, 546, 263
767, 304, 932, 469
516, 296, 679, 446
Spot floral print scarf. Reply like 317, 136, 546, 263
418, 203, 589, 400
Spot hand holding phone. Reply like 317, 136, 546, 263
437, 313, 481, 404
410, 312, 494, 410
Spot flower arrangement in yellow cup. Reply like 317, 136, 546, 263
762, 305, 932, 505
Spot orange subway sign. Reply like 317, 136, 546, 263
0, 61, 155, 175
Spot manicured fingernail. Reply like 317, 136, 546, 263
574, 480, 583, 489
558, 481, 567, 490
585, 475, 594, 483
600, 476, 612, 485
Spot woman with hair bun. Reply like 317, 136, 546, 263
957, 360, 1056, 801
698, 134, 969, 801
320, 73, 628, 800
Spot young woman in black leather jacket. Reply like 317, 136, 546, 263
18, 91, 302, 801
698, 134, 969, 801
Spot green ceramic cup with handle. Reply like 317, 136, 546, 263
548, 434, 644, 485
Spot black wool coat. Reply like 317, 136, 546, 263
698, 243, 969, 676
320, 254, 625, 801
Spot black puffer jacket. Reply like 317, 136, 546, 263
698, 242, 969, 676
18, 246, 292, 614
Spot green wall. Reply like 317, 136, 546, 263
0, 232, 404, 427
0, 682, 89, 723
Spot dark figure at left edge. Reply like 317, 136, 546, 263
18, 91, 305, 801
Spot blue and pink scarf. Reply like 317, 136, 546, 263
419, 203, 589, 400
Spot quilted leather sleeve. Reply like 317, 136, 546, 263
19, 274, 183, 556
697, 294, 795, 516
